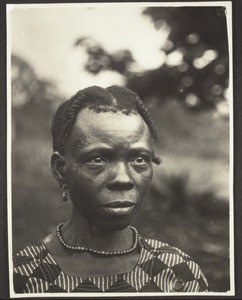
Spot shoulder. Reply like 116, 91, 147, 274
143, 237, 192, 258
140, 237, 209, 292
13, 242, 46, 269
13, 242, 61, 293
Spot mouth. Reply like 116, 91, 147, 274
102, 201, 136, 216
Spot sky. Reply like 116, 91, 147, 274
8, 4, 168, 98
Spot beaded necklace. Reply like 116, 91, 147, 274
56, 223, 139, 256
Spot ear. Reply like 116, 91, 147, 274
51, 151, 67, 187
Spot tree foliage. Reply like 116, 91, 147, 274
11, 54, 59, 109
75, 6, 229, 110
11, 54, 62, 142
74, 37, 135, 76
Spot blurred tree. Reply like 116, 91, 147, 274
11, 55, 39, 108
75, 7, 229, 110
11, 55, 58, 108
11, 54, 61, 140
74, 37, 135, 76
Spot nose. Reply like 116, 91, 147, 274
107, 162, 134, 191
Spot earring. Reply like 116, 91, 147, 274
62, 183, 68, 202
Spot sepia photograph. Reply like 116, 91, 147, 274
6, 1, 234, 297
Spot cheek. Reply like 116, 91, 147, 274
66, 165, 107, 199
135, 167, 153, 195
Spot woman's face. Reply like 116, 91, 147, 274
64, 108, 154, 230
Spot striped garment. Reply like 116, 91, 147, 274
13, 237, 209, 293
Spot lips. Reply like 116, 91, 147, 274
102, 201, 136, 216
103, 201, 135, 208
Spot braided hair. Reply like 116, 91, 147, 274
51, 86, 160, 164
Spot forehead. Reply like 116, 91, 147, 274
69, 108, 152, 149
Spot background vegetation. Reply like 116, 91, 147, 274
11, 6, 230, 292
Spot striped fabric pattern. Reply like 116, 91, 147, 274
13, 238, 209, 293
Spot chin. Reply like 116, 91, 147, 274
93, 216, 134, 232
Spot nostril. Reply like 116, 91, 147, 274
107, 163, 134, 191
107, 182, 134, 191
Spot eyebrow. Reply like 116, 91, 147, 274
152, 156, 162, 165
76, 144, 113, 152
77, 146, 152, 155
84, 143, 154, 152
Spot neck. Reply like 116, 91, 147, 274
61, 207, 134, 252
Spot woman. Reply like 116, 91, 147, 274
13, 86, 209, 293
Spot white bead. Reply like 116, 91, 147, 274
56, 223, 139, 256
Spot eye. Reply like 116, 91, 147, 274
131, 156, 149, 166
86, 157, 107, 165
